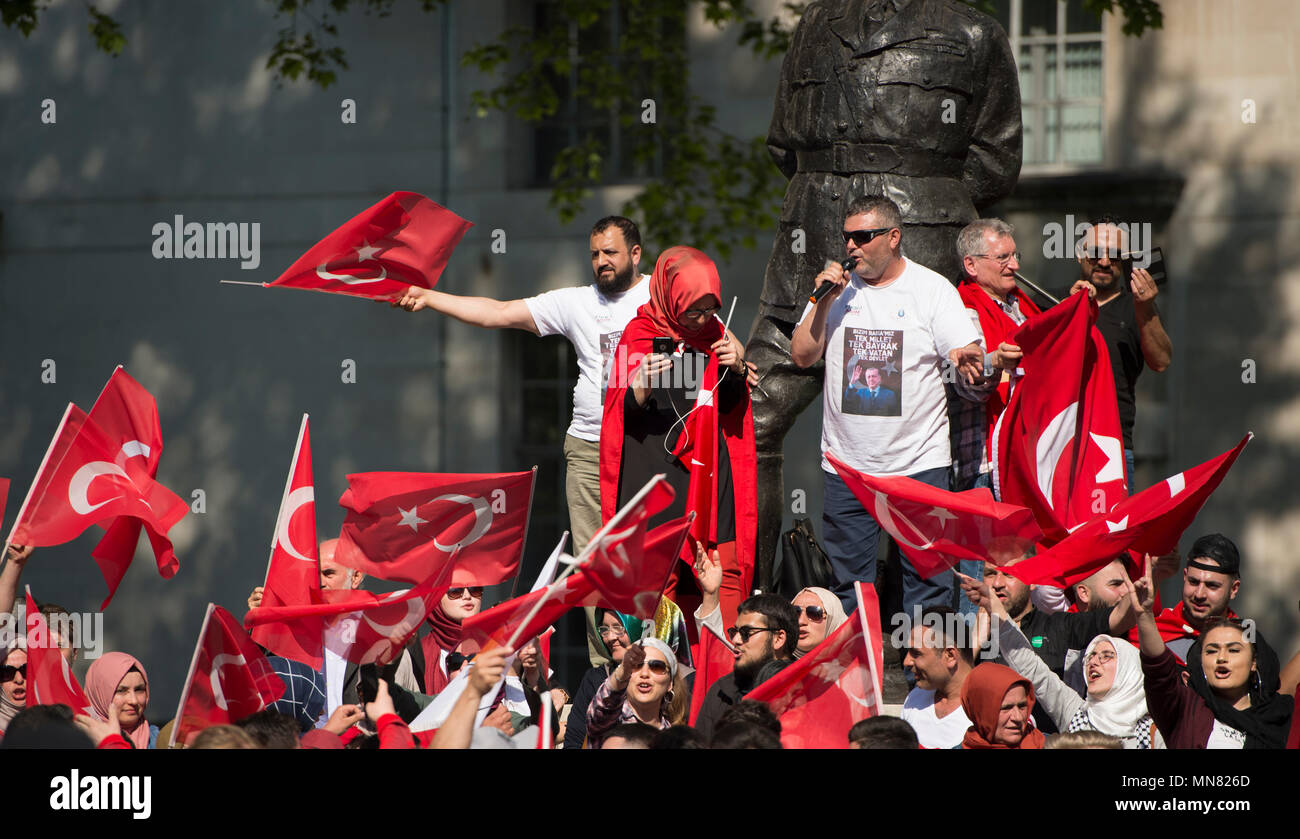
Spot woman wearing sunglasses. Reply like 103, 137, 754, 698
421, 585, 485, 695
0, 644, 26, 738
584, 638, 684, 749
692, 543, 846, 657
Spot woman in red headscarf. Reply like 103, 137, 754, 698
600, 247, 758, 634
960, 661, 1046, 749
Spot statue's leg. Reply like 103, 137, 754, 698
744, 312, 824, 593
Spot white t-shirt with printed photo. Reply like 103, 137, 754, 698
525, 276, 651, 442
799, 257, 979, 476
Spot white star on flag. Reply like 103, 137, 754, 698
1104, 515, 1129, 533
397, 506, 427, 532
356, 241, 382, 261
1090, 432, 1125, 484
1166, 473, 1185, 496
927, 506, 957, 528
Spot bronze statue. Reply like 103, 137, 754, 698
747, 0, 1023, 588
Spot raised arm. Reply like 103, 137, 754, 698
791, 263, 849, 367
429, 645, 511, 750
392, 286, 539, 334
0, 545, 34, 617
1130, 269, 1172, 373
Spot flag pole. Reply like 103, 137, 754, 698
2, 404, 75, 565
854, 582, 883, 708
218, 280, 265, 286
169, 603, 215, 748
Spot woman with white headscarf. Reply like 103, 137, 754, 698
991, 593, 1158, 748
584, 638, 687, 749
690, 544, 847, 657
790, 587, 848, 658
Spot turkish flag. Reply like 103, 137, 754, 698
828, 453, 1044, 579
8, 404, 187, 564
334, 469, 537, 586
746, 581, 884, 749
1007, 434, 1251, 588
585, 512, 693, 619
85, 367, 178, 608
688, 621, 735, 726
251, 414, 322, 662
23, 588, 93, 714
245, 564, 453, 668
994, 292, 1128, 544
0, 478, 9, 529
170, 605, 286, 747
266, 191, 473, 301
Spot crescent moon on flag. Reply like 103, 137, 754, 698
209, 652, 249, 711
1035, 402, 1078, 509
594, 523, 639, 580
316, 259, 387, 285
872, 491, 936, 552
362, 590, 425, 637
276, 486, 316, 563
68, 461, 131, 515
120, 440, 151, 461
430, 494, 493, 552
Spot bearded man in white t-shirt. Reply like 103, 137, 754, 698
394, 216, 650, 560
791, 196, 984, 618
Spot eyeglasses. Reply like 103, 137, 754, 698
637, 659, 671, 676
728, 625, 773, 643
1084, 650, 1117, 665
447, 587, 484, 600
973, 251, 1020, 266
682, 306, 720, 320
598, 626, 630, 639
1, 664, 26, 682
841, 228, 892, 247
794, 605, 827, 622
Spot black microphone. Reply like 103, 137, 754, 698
809, 257, 858, 305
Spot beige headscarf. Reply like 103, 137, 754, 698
792, 587, 848, 658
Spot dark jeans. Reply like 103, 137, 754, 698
823, 466, 953, 619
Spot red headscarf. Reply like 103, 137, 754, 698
86, 651, 152, 749
960, 662, 1045, 750
599, 247, 757, 624
638, 246, 725, 350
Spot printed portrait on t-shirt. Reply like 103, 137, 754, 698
599, 330, 622, 400
842, 328, 902, 417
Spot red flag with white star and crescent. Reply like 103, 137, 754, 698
334, 469, 537, 586
993, 291, 1128, 544
265, 191, 472, 300
8, 404, 187, 567
828, 453, 1043, 579
251, 414, 323, 662
1006, 434, 1251, 588
171, 604, 286, 748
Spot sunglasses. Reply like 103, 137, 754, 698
636, 659, 671, 676
447, 587, 484, 600
795, 605, 827, 622
1, 664, 26, 682
728, 625, 774, 643
841, 227, 892, 247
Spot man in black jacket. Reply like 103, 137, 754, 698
694, 595, 799, 743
